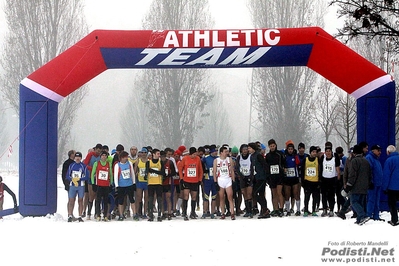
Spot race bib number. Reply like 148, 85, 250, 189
307, 167, 316, 177
99, 170, 108, 180
187, 168, 196, 177
121, 169, 131, 179
139, 168, 146, 177
286, 168, 295, 177
240, 166, 250, 176
270, 165, 279, 174
150, 168, 159, 177
324, 164, 333, 173
72, 171, 82, 180
208, 167, 214, 177
219, 166, 229, 175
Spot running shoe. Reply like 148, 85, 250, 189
210, 214, 215, 219
157, 216, 162, 222
328, 211, 334, 217
67, 216, 73, 222
295, 211, 301, 216
77, 217, 84, 222
231, 214, 236, 220
103, 217, 109, 222
133, 214, 140, 221
311, 212, 318, 217
303, 212, 309, 217
388, 220, 399, 226
118, 216, 124, 221
96, 216, 101, 222
358, 217, 370, 226
184, 215, 189, 221
220, 214, 226, 220
189, 212, 197, 219
201, 213, 207, 219
335, 212, 346, 220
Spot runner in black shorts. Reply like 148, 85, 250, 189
265, 139, 286, 217
236, 144, 254, 218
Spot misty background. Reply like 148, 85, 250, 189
0, 0, 392, 170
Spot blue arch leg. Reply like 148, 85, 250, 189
356, 81, 396, 211
19, 85, 58, 216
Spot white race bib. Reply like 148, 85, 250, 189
324, 164, 333, 173
139, 168, 146, 177
150, 168, 159, 177
240, 166, 250, 176
187, 168, 196, 177
98, 170, 108, 180
121, 169, 131, 179
219, 166, 229, 175
72, 171, 82, 179
209, 167, 214, 177
270, 165, 279, 174
307, 167, 316, 177
286, 167, 295, 177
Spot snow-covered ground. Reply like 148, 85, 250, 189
0, 171, 397, 266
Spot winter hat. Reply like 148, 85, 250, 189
285, 140, 294, 148
75, 152, 83, 158
174, 149, 182, 156
268, 139, 277, 146
248, 142, 258, 151
231, 146, 239, 154
309, 146, 318, 154
298, 142, 305, 149
371, 144, 381, 151
260, 143, 266, 150
140, 147, 148, 153
178, 145, 186, 153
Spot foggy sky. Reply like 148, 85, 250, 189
0, 0, 343, 166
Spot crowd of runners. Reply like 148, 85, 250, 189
61, 139, 399, 226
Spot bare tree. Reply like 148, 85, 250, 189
194, 88, 233, 146
330, 0, 399, 52
312, 80, 339, 142
334, 92, 357, 151
248, 0, 326, 146
0, 100, 8, 155
0, 0, 89, 165
124, 0, 214, 149
120, 77, 153, 148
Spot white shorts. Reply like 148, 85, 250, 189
217, 177, 232, 189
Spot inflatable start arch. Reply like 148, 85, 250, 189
18, 27, 395, 216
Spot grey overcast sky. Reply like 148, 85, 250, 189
0, 0, 343, 162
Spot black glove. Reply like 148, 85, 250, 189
344, 185, 352, 193
368, 182, 374, 190
214, 182, 220, 191
92, 184, 98, 192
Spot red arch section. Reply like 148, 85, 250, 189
24, 27, 390, 101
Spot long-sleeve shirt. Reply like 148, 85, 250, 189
178, 155, 203, 183
0, 183, 17, 206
